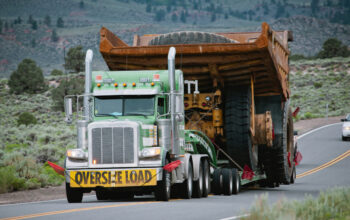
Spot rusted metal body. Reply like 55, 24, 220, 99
100, 22, 292, 99
99, 22, 292, 147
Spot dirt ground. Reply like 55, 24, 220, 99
0, 115, 345, 205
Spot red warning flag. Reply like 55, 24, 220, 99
294, 151, 303, 166
242, 165, 255, 180
163, 160, 181, 172
292, 107, 300, 118
47, 161, 65, 176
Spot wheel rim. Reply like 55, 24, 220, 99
236, 174, 240, 192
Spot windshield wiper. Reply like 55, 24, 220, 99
124, 113, 148, 118
96, 113, 119, 118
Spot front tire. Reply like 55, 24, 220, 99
155, 159, 171, 201
66, 183, 83, 203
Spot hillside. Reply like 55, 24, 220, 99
0, 0, 349, 77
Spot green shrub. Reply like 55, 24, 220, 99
304, 112, 313, 119
50, 69, 64, 76
313, 82, 323, 88
317, 38, 350, 59
0, 166, 26, 193
17, 112, 37, 126
8, 59, 45, 94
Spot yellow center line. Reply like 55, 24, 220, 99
1, 201, 160, 220
296, 150, 350, 179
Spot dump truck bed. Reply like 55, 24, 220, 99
99, 23, 292, 99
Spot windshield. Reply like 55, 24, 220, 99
94, 96, 155, 117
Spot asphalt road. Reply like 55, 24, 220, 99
1, 123, 349, 220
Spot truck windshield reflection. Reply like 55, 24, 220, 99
94, 95, 155, 117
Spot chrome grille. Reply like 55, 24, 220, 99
91, 127, 134, 164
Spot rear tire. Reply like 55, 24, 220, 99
181, 162, 193, 199
66, 183, 83, 203
202, 160, 210, 197
232, 168, 241, 194
222, 168, 233, 196
212, 168, 223, 195
193, 161, 203, 198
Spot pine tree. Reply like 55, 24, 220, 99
65, 45, 85, 73
8, 59, 45, 94
44, 15, 51, 26
211, 13, 216, 22
171, 13, 178, 22
146, 3, 152, 13
57, 17, 64, 28
51, 29, 59, 42
27, 15, 34, 24
180, 11, 187, 23
311, 0, 319, 16
0, 19, 2, 34
79, 1, 84, 9
31, 20, 38, 30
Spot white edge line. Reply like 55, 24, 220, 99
0, 195, 96, 207
218, 214, 250, 220
297, 122, 342, 139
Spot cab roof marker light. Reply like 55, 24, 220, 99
151, 82, 155, 86
132, 82, 136, 87
97, 83, 101, 87
123, 83, 127, 87
114, 83, 118, 87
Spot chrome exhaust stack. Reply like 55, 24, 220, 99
84, 49, 93, 120
168, 47, 180, 155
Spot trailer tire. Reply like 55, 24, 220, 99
155, 159, 172, 201
181, 161, 193, 199
66, 183, 83, 203
232, 168, 241, 194
212, 168, 223, 195
202, 160, 210, 197
222, 168, 233, 196
290, 165, 296, 184
193, 161, 203, 198
274, 105, 294, 184
148, 31, 236, 46
225, 86, 257, 170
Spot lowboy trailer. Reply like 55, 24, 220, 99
63, 22, 296, 202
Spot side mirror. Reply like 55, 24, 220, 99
293, 130, 298, 136
65, 98, 73, 124
341, 119, 346, 122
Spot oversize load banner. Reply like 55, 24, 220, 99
70, 169, 157, 187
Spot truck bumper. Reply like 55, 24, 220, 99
65, 167, 163, 188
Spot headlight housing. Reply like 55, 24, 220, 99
67, 149, 87, 160
343, 126, 350, 130
140, 147, 161, 158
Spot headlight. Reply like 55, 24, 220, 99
344, 127, 350, 130
140, 147, 161, 158
67, 149, 87, 160
205, 96, 211, 101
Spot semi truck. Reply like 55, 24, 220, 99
63, 22, 296, 203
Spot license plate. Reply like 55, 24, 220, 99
69, 169, 157, 188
